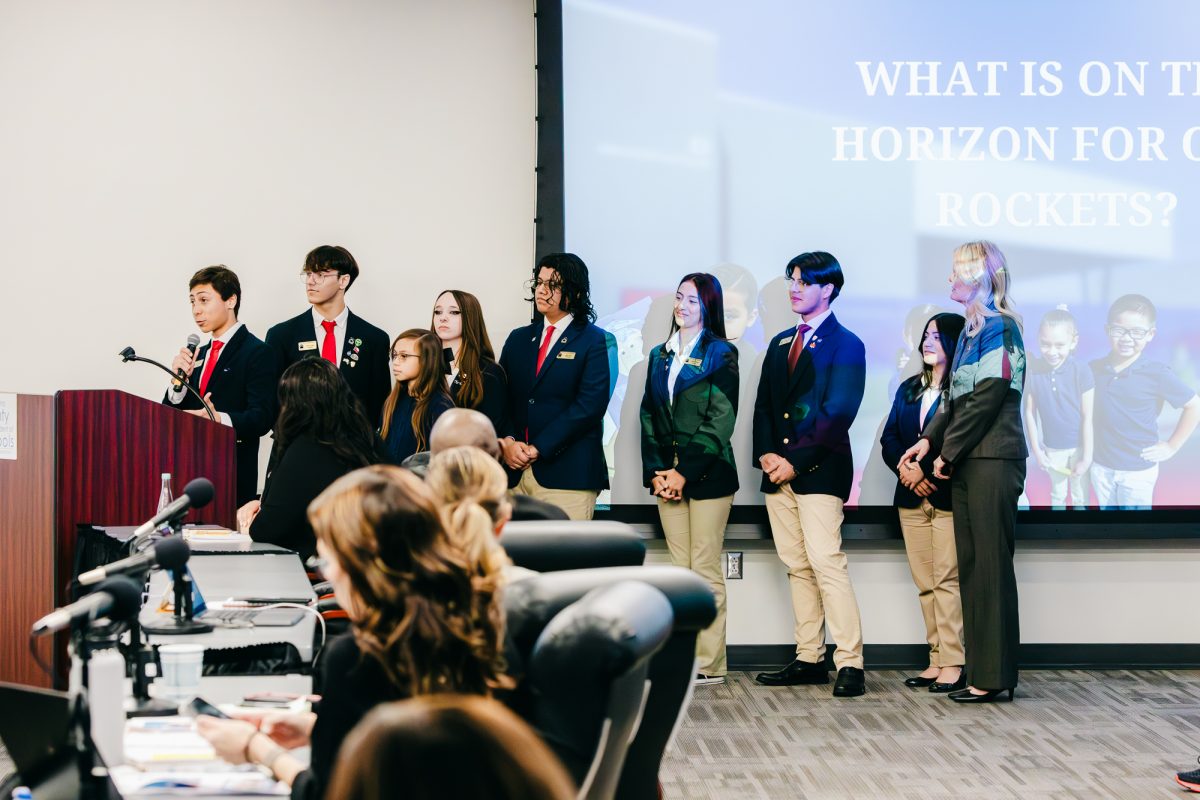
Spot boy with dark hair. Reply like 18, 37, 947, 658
165, 265, 278, 505
1089, 294, 1199, 509
499, 252, 615, 520
752, 251, 868, 698
266, 245, 392, 425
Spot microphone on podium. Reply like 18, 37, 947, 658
119, 343, 216, 422
78, 535, 190, 587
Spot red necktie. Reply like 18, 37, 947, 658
320, 320, 337, 364
535, 325, 556, 374
198, 340, 224, 396
787, 324, 812, 376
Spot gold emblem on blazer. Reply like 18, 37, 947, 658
298, 340, 318, 351
557, 351, 576, 360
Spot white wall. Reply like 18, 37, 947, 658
0, 0, 536, 400
648, 540, 1200, 646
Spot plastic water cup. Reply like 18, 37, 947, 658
158, 643, 204, 702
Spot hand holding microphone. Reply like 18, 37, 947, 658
171, 333, 202, 388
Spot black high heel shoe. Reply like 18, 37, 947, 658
948, 687, 1014, 703
903, 674, 937, 688
929, 671, 967, 694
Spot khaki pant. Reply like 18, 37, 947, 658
514, 468, 597, 520
657, 495, 733, 677
897, 500, 964, 668
1044, 447, 1090, 508
764, 486, 864, 670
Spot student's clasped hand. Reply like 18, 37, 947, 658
759, 453, 797, 485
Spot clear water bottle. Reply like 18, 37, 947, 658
157, 473, 174, 534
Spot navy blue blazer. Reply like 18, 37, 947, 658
752, 313, 866, 501
640, 331, 739, 500
265, 309, 391, 427
499, 317, 615, 491
879, 376, 951, 511
163, 325, 278, 506
449, 359, 509, 434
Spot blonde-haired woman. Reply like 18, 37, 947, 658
900, 241, 1027, 703
426, 445, 533, 585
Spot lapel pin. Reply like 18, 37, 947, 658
350, 361, 357, 368
355, 338, 362, 346
350, 353, 359, 361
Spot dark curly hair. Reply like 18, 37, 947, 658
308, 466, 508, 697
527, 252, 596, 323
275, 359, 379, 468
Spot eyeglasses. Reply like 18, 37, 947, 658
390, 352, 420, 362
301, 270, 341, 284
1106, 325, 1150, 341
526, 278, 564, 294
786, 277, 817, 289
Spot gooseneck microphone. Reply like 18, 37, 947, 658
31, 575, 143, 636
119, 343, 216, 422
130, 477, 215, 542
78, 535, 190, 587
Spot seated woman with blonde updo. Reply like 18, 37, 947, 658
196, 466, 507, 800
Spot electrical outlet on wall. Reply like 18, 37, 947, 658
725, 551, 743, 579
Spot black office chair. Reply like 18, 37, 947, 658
526, 580, 672, 800
503, 565, 716, 800
500, 520, 646, 572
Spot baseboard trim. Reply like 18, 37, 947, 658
729, 643, 1200, 671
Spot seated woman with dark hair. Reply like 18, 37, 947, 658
327, 695, 575, 800
235, 358, 381, 561
198, 466, 508, 800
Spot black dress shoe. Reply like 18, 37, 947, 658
903, 674, 937, 688
832, 667, 866, 697
929, 671, 967, 693
754, 659, 828, 686
948, 687, 1014, 703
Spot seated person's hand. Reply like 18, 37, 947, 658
195, 716, 258, 764
237, 500, 262, 533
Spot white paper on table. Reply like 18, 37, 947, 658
110, 766, 289, 796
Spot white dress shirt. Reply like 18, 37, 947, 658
166, 322, 243, 427
312, 305, 350, 365
665, 329, 703, 403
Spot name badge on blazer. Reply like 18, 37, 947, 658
298, 340, 318, 352
684, 357, 703, 367
778, 336, 794, 346
557, 351, 576, 360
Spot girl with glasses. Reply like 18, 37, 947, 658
380, 329, 454, 464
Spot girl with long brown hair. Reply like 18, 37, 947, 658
379, 328, 454, 464
431, 289, 508, 431
196, 466, 507, 799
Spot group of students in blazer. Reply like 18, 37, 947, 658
639, 243, 1029, 702
164, 240, 1028, 704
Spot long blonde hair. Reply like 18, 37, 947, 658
425, 446, 513, 580
952, 241, 1022, 337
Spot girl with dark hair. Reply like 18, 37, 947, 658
236, 358, 381, 560
880, 312, 967, 692
431, 289, 509, 431
197, 466, 508, 800
380, 328, 454, 464
327, 695, 575, 800
640, 273, 739, 684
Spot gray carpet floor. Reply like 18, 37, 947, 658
3, 670, 1197, 798
661, 669, 1200, 799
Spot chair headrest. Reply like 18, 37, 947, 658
500, 521, 646, 572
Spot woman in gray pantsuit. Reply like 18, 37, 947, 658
900, 241, 1027, 703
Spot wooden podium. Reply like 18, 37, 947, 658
0, 390, 236, 686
